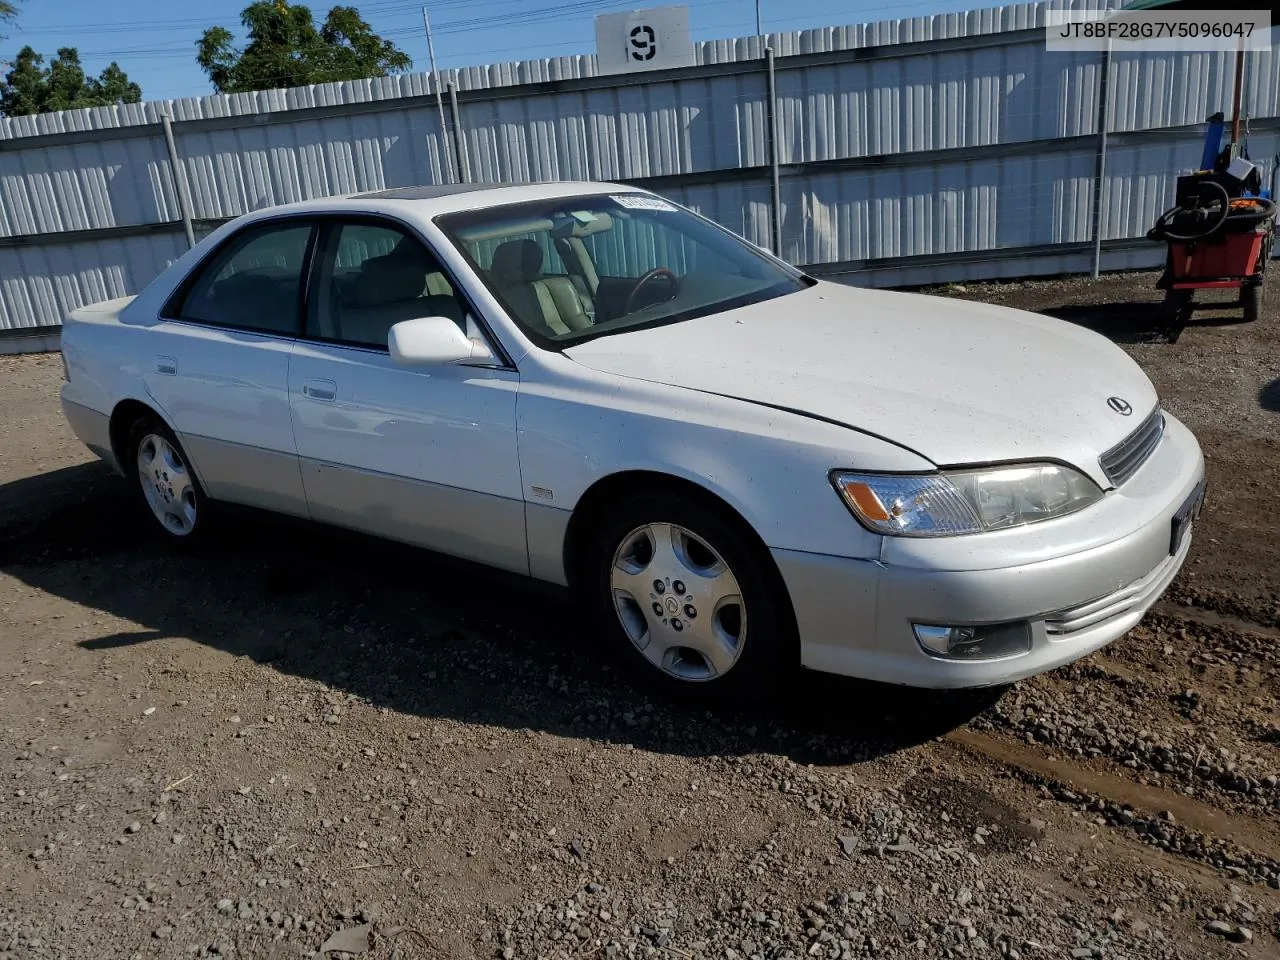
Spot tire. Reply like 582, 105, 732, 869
1242, 283, 1263, 324
1162, 288, 1192, 342
1162, 287, 1191, 320
126, 415, 211, 546
579, 490, 797, 704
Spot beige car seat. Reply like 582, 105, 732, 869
336, 248, 464, 345
489, 239, 593, 336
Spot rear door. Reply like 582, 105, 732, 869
287, 217, 527, 574
147, 218, 314, 517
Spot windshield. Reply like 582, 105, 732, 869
434, 192, 813, 346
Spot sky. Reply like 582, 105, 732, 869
1, 0, 984, 101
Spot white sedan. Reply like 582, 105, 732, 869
58, 181, 1206, 700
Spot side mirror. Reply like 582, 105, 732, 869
388, 316, 495, 366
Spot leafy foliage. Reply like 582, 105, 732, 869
0, 1, 15, 41
197, 1, 412, 94
0, 47, 143, 117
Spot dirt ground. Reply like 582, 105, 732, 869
0, 268, 1277, 960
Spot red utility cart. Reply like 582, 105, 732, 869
1151, 178, 1276, 332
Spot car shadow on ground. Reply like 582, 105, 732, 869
0, 462, 1003, 767
1262, 377, 1280, 413
1038, 300, 1251, 344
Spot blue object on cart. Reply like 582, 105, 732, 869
1201, 116, 1225, 171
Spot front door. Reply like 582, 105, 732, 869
146, 219, 313, 517
287, 218, 527, 574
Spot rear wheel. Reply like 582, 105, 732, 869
581, 490, 796, 703
127, 416, 210, 545
1242, 282, 1263, 324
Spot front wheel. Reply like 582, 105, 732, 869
581, 490, 796, 703
1163, 287, 1191, 320
127, 416, 211, 545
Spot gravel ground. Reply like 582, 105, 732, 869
0, 268, 1277, 960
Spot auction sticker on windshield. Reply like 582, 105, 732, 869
611, 194, 678, 212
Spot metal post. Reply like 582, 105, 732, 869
448, 79, 469, 183
160, 112, 196, 250
1090, 38, 1111, 280
765, 45, 783, 259
1230, 37, 1245, 146
423, 5, 455, 183
755, 0, 762, 38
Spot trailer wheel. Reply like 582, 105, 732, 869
1163, 288, 1192, 338
1242, 283, 1263, 324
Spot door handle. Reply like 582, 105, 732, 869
155, 356, 177, 376
301, 379, 337, 401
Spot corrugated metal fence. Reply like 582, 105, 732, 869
2, 0, 1278, 349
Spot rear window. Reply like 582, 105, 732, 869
173, 222, 312, 335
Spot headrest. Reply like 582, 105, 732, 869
490, 239, 543, 286
355, 250, 426, 307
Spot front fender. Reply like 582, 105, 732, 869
516, 361, 934, 562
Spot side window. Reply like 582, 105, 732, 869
175, 223, 312, 335
309, 222, 469, 348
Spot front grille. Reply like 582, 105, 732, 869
1099, 406, 1164, 487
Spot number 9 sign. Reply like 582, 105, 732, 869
629, 24, 658, 61
596, 5, 696, 75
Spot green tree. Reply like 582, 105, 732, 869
0, 2, 17, 31
0, 47, 143, 117
0, 45, 42, 116
197, 1, 412, 94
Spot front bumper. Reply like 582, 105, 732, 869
775, 412, 1205, 689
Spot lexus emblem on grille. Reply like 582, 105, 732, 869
1107, 396, 1133, 416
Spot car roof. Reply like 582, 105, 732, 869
237, 180, 647, 221
352, 183, 516, 201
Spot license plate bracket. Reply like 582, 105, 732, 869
1170, 477, 1206, 556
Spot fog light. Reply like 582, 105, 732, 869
913, 622, 1032, 660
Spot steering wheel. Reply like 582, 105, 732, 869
623, 267, 680, 315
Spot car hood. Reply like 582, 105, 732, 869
563, 282, 1158, 481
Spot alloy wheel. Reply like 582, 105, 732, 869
136, 433, 197, 536
609, 521, 747, 682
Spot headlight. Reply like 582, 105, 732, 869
832, 463, 1103, 537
